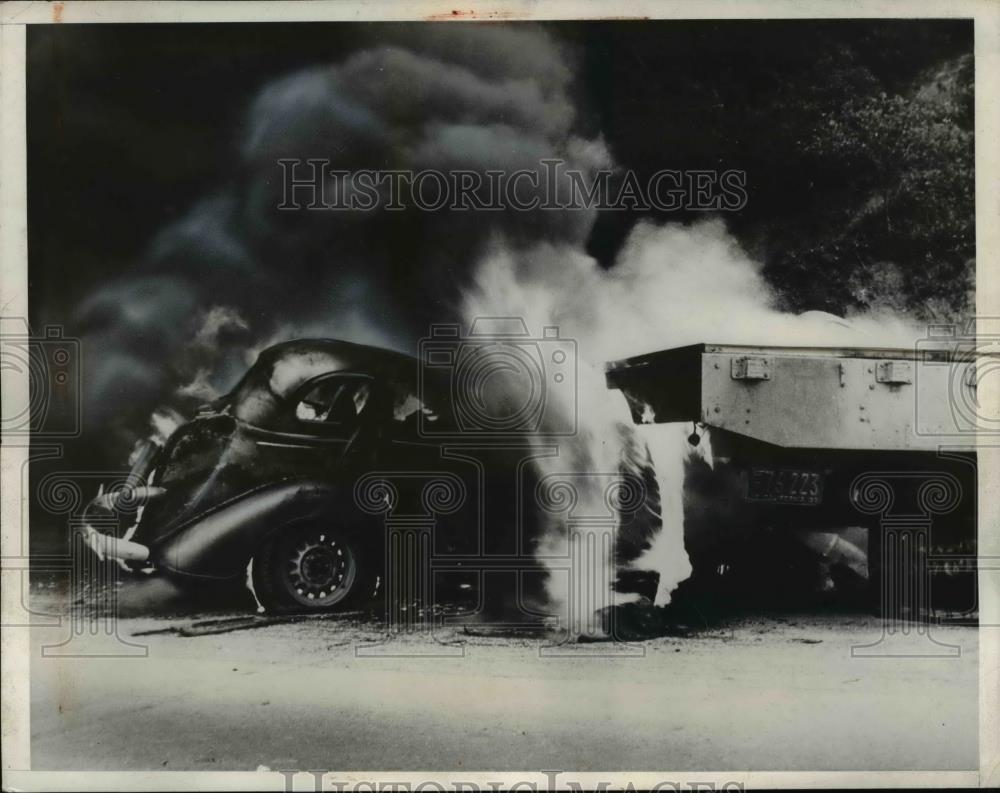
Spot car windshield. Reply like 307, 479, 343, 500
295, 377, 372, 426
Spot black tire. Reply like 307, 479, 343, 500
251, 519, 379, 614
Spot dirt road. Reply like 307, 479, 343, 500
28, 602, 978, 773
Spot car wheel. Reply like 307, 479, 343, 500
251, 521, 377, 613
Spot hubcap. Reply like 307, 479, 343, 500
283, 529, 357, 607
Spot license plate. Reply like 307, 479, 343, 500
746, 468, 823, 505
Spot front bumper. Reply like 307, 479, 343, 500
79, 482, 166, 563
78, 439, 166, 566
80, 523, 151, 563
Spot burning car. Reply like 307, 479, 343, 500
79, 338, 514, 613
79, 332, 669, 617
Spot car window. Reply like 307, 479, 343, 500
388, 381, 449, 437
295, 376, 372, 428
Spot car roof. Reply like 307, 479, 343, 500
227, 338, 422, 425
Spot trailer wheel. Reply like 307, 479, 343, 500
251, 520, 378, 613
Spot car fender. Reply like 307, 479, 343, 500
153, 479, 365, 580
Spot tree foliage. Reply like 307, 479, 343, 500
588, 22, 975, 322
774, 53, 974, 319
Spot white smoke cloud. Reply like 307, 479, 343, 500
463, 218, 923, 613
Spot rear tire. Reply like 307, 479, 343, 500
251, 520, 379, 614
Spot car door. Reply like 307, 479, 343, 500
241, 372, 382, 483
377, 380, 482, 558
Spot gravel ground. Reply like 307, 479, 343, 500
24, 578, 979, 774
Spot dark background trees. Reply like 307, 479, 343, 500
581, 20, 973, 320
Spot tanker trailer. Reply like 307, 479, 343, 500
606, 341, 985, 619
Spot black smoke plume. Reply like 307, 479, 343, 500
75, 25, 608, 455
